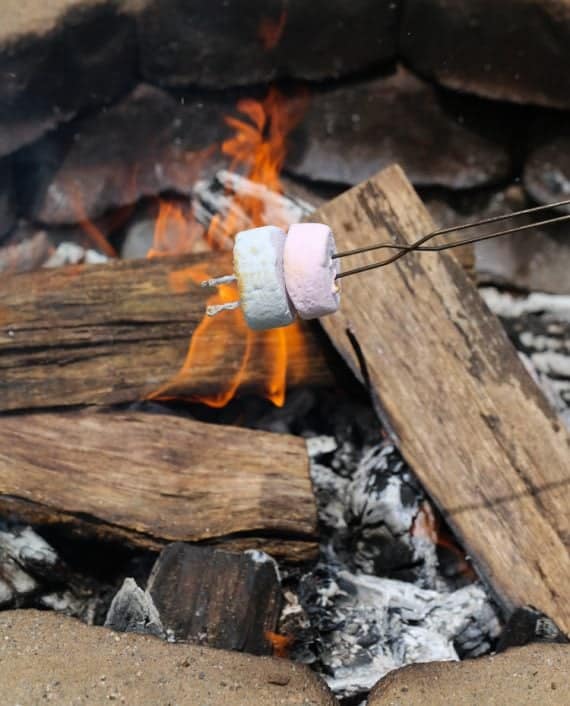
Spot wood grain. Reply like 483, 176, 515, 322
0, 411, 317, 562
313, 165, 570, 631
0, 252, 332, 412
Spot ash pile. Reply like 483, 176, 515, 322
258, 396, 500, 702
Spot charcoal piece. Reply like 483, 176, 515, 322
147, 543, 282, 655
18, 84, 229, 225
496, 607, 569, 653
400, 0, 570, 109
285, 67, 513, 189
105, 577, 165, 639
136, 0, 399, 88
0, 0, 136, 157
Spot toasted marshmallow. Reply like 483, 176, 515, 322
233, 225, 296, 330
283, 223, 340, 320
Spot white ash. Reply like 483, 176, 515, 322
43, 241, 108, 268
480, 287, 570, 321
310, 440, 440, 588
0, 526, 60, 607
0, 524, 109, 622
297, 564, 500, 698
344, 444, 439, 587
480, 286, 570, 424
295, 437, 500, 700
40, 590, 98, 625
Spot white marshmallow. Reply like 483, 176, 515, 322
233, 226, 296, 330
283, 223, 340, 320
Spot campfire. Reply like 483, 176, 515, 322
1, 2, 569, 705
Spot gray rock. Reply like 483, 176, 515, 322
285, 68, 512, 189
425, 185, 570, 295
0, 609, 338, 706
368, 643, 570, 706
19, 84, 229, 225
400, 0, 570, 109
0, 0, 136, 157
136, 0, 399, 88
524, 115, 570, 206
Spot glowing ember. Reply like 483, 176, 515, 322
265, 630, 294, 658
412, 501, 477, 581
147, 86, 309, 407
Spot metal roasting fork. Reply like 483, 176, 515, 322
333, 198, 570, 279
201, 198, 570, 315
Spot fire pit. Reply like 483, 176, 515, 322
1, 2, 569, 705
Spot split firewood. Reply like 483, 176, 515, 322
0, 411, 318, 562
146, 543, 281, 655
0, 252, 333, 412
312, 164, 570, 633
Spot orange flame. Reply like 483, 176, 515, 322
66, 181, 116, 257
147, 201, 206, 258
148, 86, 309, 408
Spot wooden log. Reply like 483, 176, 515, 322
147, 543, 281, 655
313, 165, 570, 632
0, 252, 333, 412
0, 411, 318, 562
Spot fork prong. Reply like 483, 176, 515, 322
333, 197, 570, 261
201, 274, 237, 288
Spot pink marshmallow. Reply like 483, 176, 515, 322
283, 223, 340, 320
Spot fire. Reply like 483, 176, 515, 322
148, 86, 309, 408
147, 201, 205, 258
66, 181, 117, 258
208, 86, 307, 244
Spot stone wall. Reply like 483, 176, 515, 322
1, 0, 569, 272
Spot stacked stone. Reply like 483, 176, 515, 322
0, 0, 568, 292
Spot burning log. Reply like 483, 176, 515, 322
0, 252, 333, 412
145, 543, 282, 655
313, 165, 570, 633
0, 411, 318, 562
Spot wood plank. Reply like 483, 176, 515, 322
147, 543, 281, 655
0, 253, 333, 412
0, 411, 317, 562
313, 165, 570, 631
